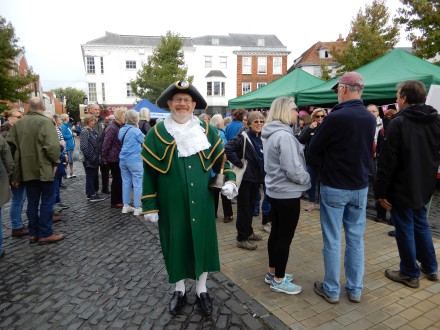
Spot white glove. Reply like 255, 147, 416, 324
221, 182, 239, 200
144, 212, 159, 223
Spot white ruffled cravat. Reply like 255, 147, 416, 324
164, 116, 211, 157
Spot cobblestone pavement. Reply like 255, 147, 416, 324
0, 167, 287, 330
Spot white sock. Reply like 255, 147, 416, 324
175, 280, 185, 293
196, 272, 208, 296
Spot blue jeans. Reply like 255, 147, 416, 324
254, 185, 271, 216
319, 184, 368, 299
391, 206, 438, 278
25, 180, 55, 238
10, 185, 26, 230
120, 161, 143, 207
306, 163, 320, 203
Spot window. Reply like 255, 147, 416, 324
86, 57, 95, 74
100, 57, 104, 74
102, 83, 106, 102
206, 82, 226, 96
88, 83, 97, 102
211, 38, 219, 45
258, 57, 267, 74
126, 83, 135, 97
205, 56, 212, 68
257, 82, 267, 89
220, 56, 227, 69
126, 60, 136, 69
258, 38, 265, 47
242, 57, 252, 74
273, 57, 282, 74
242, 83, 251, 95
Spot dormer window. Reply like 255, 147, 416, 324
319, 49, 332, 59
258, 38, 265, 46
211, 38, 219, 45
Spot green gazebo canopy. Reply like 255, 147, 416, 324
297, 49, 440, 107
228, 68, 324, 109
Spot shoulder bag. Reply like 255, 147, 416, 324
229, 131, 248, 188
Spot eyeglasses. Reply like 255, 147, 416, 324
315, 115, 325, 118
172, 98, 193, 104
253, 120, 264, 124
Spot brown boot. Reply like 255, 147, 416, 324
38, 233, 65, 245
11, 226, 29, 238
223, 216, 233, 223
52, 212, 62, 222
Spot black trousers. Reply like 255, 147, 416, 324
213, 189, 233, 218
236, 181, 260, 241
84, 166, 99, 197
267, 197, 300, 279
108, 162, 123, 205
100, 163, 110, 193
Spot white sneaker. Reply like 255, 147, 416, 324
261, 223, 271, 233
122, 205, 134, 213
133, 207, 142, 216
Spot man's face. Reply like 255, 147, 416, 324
368, 106, 379, 118
396, 90, 407, 111
168, 93, 196, 124
89, 105, 100, 117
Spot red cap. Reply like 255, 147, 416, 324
331, 72, 365, 90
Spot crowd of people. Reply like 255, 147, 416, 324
0, 74, 438, 315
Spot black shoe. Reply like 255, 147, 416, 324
388, 230, 395, 237
420, 265, 439, 281
196, 292, 213, 315
101, 190, 111, 194
169, 291, 186, 315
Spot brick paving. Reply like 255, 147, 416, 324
1, 163, 440, 329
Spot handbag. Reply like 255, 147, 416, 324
72, 144, 84, 162
229, 131, 248, 188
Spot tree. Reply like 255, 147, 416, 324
130, 31, 193, 103
396, 0, 440, 64
330, 0, 399, 74
51, 87, 87, 122
0, 16, 38, 113
319, 61, 333, 81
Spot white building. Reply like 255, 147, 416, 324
81, 32, 289, 114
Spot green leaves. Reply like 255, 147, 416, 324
396, 0, 440, 62
130, 31, 193, 105
0, 16, 38, 112
330, 0, 399, 74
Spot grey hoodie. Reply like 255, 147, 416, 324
262, 121, 311, 199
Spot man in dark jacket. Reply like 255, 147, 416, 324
88, 104, 110, 194
308, 72, 376, 304
378, 80, 440, 287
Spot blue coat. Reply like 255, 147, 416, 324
61, 122, 75, 151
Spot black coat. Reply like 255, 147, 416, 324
377, 104, 440, 208
224, 130, 265, 184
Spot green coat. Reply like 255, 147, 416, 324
6, 111, 60, 182
0, 135, 13, 207
141, 121, 235, 283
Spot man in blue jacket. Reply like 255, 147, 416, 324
308, 72, 376, 304
378, 80, 440, 287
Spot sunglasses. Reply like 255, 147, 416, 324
315, 115, 325, 118
253, 120, 264, 124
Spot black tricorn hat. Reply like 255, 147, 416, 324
156, 81, 208, 109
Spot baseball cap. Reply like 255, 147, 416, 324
331, 72, 365, 91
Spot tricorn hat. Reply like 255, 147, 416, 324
156, 81, 207, 109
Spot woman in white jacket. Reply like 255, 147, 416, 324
261, 97, 311, 295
